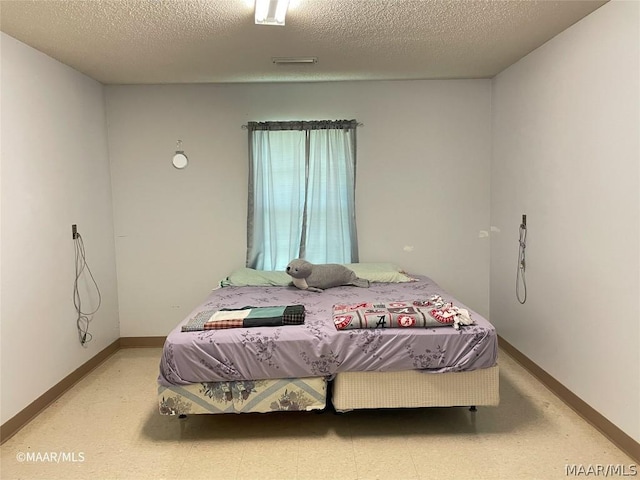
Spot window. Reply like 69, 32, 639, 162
246, 120, 360, 271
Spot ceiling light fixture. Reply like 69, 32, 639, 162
255, 0, 289, 26
272, 56, 318, 64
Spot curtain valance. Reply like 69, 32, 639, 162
246, 120, 359, 131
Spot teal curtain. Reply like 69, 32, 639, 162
246, 120, 359, 271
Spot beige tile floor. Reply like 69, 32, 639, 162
1, 348, 636, 480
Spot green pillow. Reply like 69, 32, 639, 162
220, 268, 290, 287
344, 263, 414, 283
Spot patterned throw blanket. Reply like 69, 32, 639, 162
182, 305, 305, 332
333, 295, 474, 331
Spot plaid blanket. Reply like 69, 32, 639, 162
333, 296, 474, 331
182, 305, 305, 332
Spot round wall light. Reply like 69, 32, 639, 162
172, 140, 188, 169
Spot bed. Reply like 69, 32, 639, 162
158, 264, 499, 415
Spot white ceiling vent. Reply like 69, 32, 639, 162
272, 57, 318, 65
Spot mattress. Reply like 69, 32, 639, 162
158, 276, 498, 386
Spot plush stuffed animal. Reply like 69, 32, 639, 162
286, 259, 370, 292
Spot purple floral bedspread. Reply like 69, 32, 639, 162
158, 276, 498, 386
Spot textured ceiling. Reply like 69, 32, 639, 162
0, 0, 607, 85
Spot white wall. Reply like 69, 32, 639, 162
0, 33, 120, 424
105, 80, 492, 337
491, 0, 639, 443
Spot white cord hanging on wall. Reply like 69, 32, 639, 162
516, 214, 527, 304
172, 140, 188, 169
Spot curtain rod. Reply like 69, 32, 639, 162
241, 122, 364, 129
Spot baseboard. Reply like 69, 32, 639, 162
498, 335, 640, 463
0, 338, 120, 444
120, 336, 166, 348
